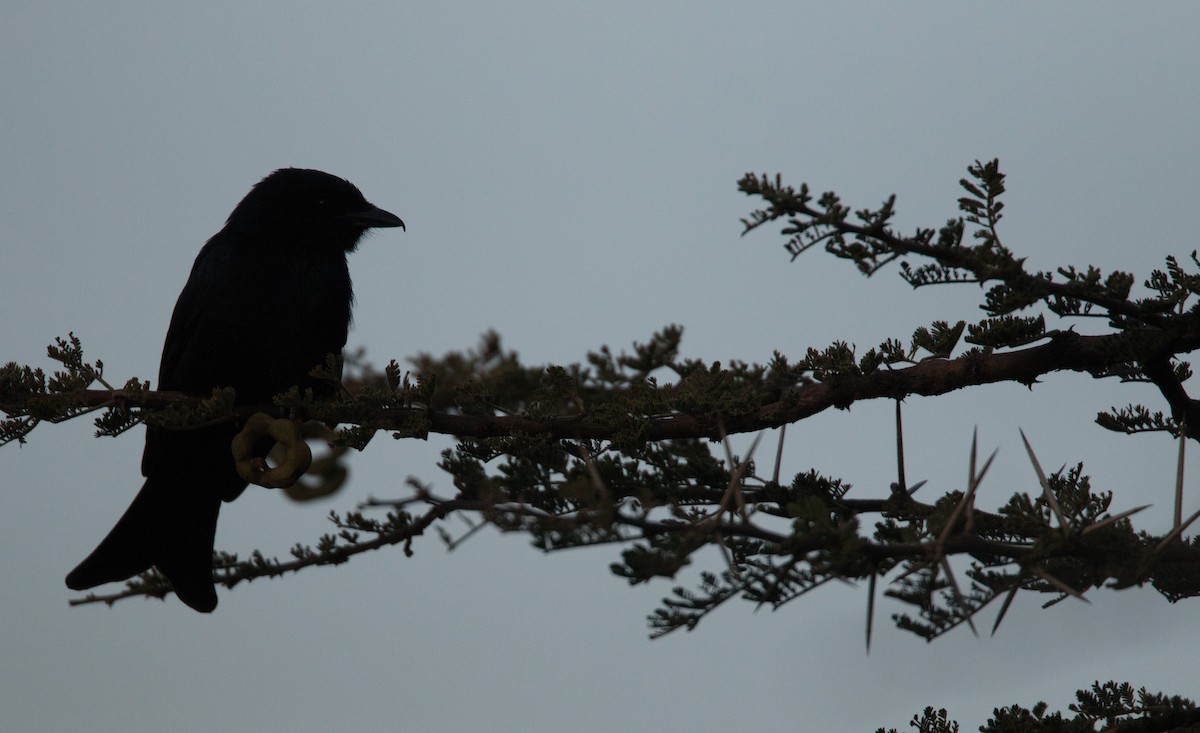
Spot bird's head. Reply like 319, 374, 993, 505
225, 168, 404, 253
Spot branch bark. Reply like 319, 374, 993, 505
17, 327, 1195, 442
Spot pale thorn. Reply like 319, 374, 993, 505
1019, 428, 1069, 529
1174, 423, 1186, 529
938, 556, 979, 637
1030, 565, 1090, 603
1153, 507, 1200, 554
1079, 504, 1151, 536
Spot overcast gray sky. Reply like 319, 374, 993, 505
3, 3, 1199, 731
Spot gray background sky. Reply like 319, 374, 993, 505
3, 3, 1198, 731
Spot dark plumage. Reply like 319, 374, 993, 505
66, 168, 404, 611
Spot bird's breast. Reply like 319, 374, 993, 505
160, 246, 354, 401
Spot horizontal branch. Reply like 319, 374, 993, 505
14, 327, 1195, 443
67, 481, 1200, 608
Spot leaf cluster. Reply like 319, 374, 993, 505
0, 333, 118, 445
876, 681, 1198, 733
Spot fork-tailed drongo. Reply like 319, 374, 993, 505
66, 168, 404, 611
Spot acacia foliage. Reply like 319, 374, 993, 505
4, 160, 1200, 729
877, 681, 1198, 733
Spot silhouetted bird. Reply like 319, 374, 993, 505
66, 169, 404, 611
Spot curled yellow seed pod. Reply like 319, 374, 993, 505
283, 422, 350, 502
231, 413, 312, 488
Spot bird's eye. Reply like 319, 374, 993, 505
316, 198, 327, 207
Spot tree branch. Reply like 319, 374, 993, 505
11, 327, 1198, 445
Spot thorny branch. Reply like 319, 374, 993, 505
7, 160, 1200, 645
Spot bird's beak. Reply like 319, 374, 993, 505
343, 205, 405, 230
